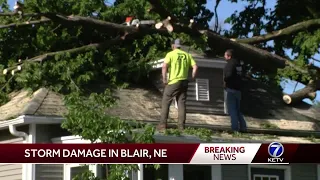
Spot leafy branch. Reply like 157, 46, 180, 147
234, 18, 320, 44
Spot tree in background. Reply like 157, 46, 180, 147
222, 0, 320, 104
0, 0, 319, 179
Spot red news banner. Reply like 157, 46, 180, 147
0, 143, 318, 164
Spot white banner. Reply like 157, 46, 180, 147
189, 143, 262, 164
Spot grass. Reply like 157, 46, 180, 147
159, 126, 319, 143
260, 122, 279, 129
162, 127, 282, 142
231, 131, 253, 139
304, 135, 320, 143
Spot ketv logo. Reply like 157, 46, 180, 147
267, 142, 284, 163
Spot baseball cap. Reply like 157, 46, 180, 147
171, 39, 181, 47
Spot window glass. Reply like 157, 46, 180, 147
183, 165, 211, 180
143, 164, 168, 180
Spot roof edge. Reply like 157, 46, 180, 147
0, 115, 63, 130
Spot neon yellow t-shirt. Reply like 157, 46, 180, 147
164, 49, 196, 85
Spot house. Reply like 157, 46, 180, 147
0, 48, 319, 180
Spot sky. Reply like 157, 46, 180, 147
6, 0, 320, 104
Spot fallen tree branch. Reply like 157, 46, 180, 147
42, 13, 138, 33
0, 11, 311, 75
234, 18, 320, 44
0, 12, 40, 17
200, 29, 311, 74
0, 18, 50, 29
2, 22, 170, 74
282, 80, 319, 105
3, 36, 126, 74
0, 7, 318, 104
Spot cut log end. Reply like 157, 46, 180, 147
155, 22, 163, 29
166, 24, 173, 32
282, 85, 317, 105
283, 95, 292, 104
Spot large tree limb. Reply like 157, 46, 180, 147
0, 10, 312, 74
3, 35, 129, 75
0, 7, 318, 104
234, 18, 320, 44
3, 23, 169, 74
0, 19, 50, 29
0, 12, 40, 17
283, 80, 319, 105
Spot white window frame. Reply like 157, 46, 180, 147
248, 165, 291, 180
253, 174, 279, 180
195, 78, 210, 101
64, 164, 98, 180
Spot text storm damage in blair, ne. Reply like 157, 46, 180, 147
24, 148, 168, 159
205, 146, 246, 160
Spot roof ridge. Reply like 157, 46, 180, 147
21, 88, 49, 115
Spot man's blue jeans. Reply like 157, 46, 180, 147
225, 88, 247, 132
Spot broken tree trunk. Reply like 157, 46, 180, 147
282, 80, 317, 105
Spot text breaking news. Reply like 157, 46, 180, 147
0, 142, 317, 164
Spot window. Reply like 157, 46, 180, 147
183, 165, 212, 180
64, 164, 98, 180
249, 166, 287, 180
143, 164, 168, 180
195, 79, 210, 101
253, 174, 279, 180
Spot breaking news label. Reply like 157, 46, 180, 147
0, 142, 317, 164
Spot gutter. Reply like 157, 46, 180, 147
9, 124, 28, 140
0, 115, 63, 130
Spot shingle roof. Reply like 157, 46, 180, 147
0, 88, 66, 121
0, 80, 319, 132
107, 87, 320, 132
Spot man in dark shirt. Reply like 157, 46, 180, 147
223, 49, 247, 133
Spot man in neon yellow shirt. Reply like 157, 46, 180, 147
157, 39, 198, 131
